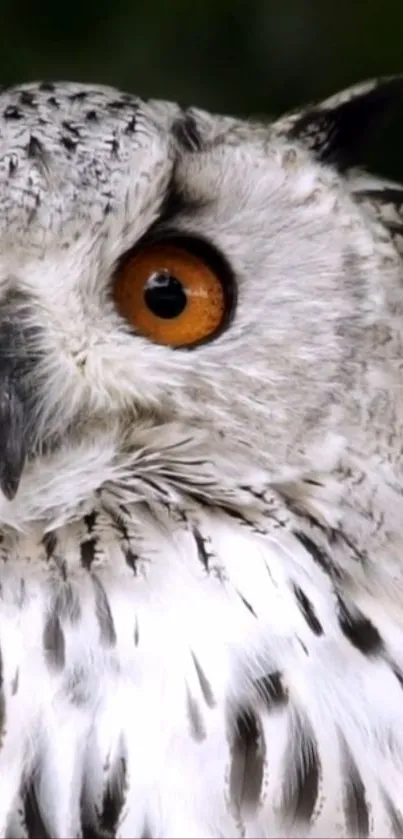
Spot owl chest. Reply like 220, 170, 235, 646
2, 504, 403, 838
0, 521, 257, 837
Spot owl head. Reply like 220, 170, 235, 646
0, 77, 401, 526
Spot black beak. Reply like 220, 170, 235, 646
0, 375, 26, 500
0, 290, 40, 502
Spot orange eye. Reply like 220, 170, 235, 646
113, 239, 232, 348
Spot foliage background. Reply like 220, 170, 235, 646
1, 0, 403, 177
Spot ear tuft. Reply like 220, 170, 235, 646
283, 76, 403, 171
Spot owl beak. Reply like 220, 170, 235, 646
0, 375, 26, 500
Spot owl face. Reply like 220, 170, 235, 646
0, 78, 400, 521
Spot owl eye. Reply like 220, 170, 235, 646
113, 238, 233, 348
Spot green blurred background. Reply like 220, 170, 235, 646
2, 0, 403, 176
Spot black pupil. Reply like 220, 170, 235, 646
144, 271, 187, 319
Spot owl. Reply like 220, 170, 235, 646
0, 74, 402, 839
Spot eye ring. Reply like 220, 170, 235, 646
112, 234, 236, 349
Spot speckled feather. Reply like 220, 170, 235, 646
0, 77, 402, 837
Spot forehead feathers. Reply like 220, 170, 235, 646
0, 76, 400, 253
